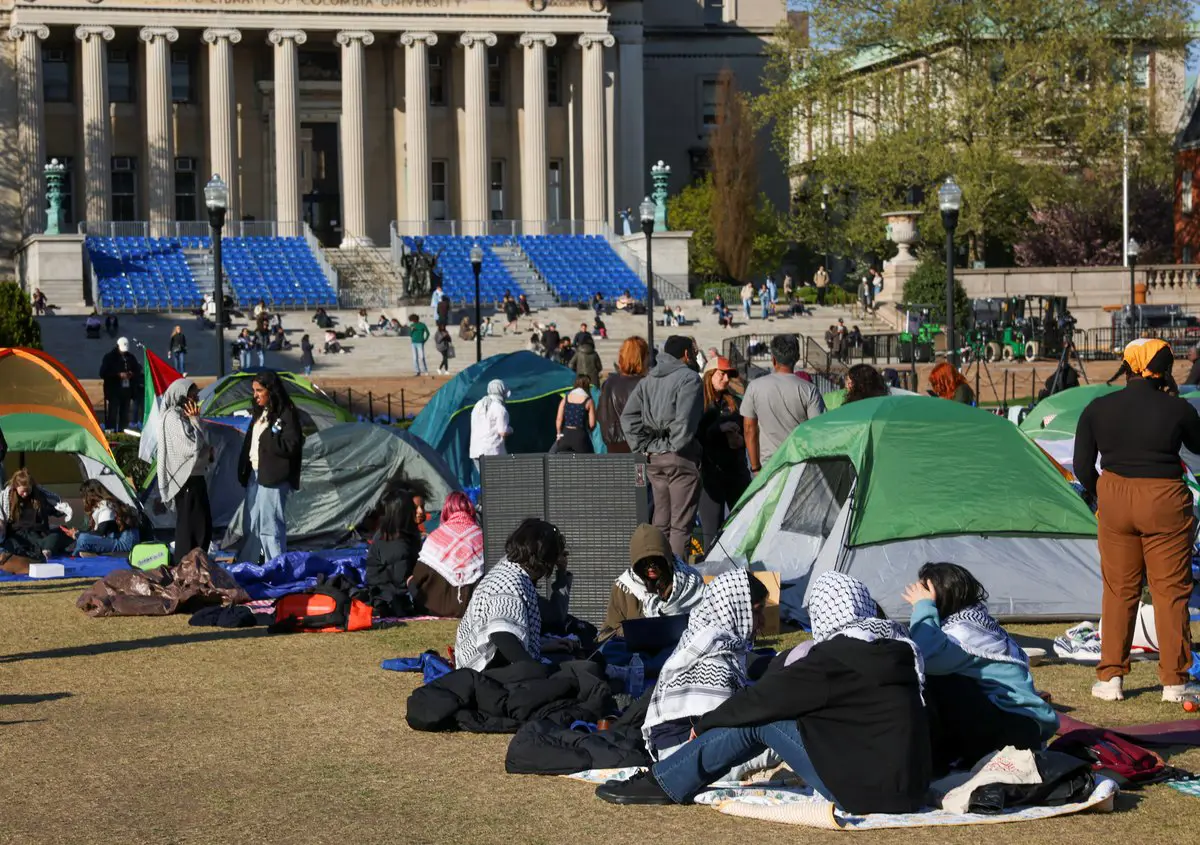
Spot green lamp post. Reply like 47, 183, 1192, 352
651, 160, 671, 233
44, 158, 67, 235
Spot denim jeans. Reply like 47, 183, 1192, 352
743, 300, 752, 319
412, 342, 427, 374
652, 719, 837, 807
171, 351, 185, 373
74, 528, 140, 555
303, 365, 312, 377
240, 349, 253, 370
246, 471, 290, 562
257, 348, 266, 366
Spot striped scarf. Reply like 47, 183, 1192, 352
453, 558, 542, 672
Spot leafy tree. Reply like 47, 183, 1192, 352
0, 282, 42, 349
900, 256, 970, 330
668, 176, 789, 284
758, 0, 1191, 264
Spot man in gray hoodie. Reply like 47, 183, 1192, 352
620, 336, 704, 559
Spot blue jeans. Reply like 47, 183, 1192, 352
246, 471, 290, 562
652, 719, 837, 807
74, 528, 139, 555
240, 349, 252, 370
171, 351, 185, 373
303, 365, 312, 377
257, 348, 266, 366
761, 299, 769, 319
412, 342, 427, 374
743, 300, 752, 319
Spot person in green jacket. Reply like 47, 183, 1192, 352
408, 314, 430, 375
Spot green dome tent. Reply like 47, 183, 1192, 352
706, 396, 1100, 623
1018, 384, 1120, 442
198, 371, 353, 430
409, 351, 604, 487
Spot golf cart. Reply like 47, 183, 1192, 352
962, 299, 1003, 363
988, 296, 1073, 361
898, 305, 942, 364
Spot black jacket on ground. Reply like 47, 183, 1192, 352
237, 405, 304, 490
694, 637, 931, 815
406, 660, 613, 734
1074, 378, 1200, 497
505, 683, 650, 774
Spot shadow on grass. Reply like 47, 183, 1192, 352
0, 692, 72, 706
0, 627, 269, 664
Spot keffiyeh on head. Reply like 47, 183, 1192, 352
643, 570, 756, 756
809, 572, 924, 689
453, 558, 542, 672
941, 603, 1028, 667
419, 494, 485, 592
616, 560, 705, 619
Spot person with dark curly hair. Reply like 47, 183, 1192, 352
843, 364, 889, 404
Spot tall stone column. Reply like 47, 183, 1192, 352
400, 31, 437, 236
140, 27, 179, 235
459, 32, 496, 237
336, 30, 374, 247
8, 25, 49, 234
616, 27, 645, 216
202, 28, 242, 219
268, 29, 306, 235
519, 33, 556, 235
577, 34, 614, 234
75, 25, 115, 225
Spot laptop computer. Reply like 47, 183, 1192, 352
622, 614, 690, 654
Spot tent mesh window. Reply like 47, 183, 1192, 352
778, 459, 856, 539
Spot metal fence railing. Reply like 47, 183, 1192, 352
723, 331, 912, 391
1080, 326, 1200, 361
79, 220, 306, 240
323, 386, 414, 423
391, 219, 610, 238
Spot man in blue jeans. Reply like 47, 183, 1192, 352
596, 572, 932, 815
408, 313, 430, 375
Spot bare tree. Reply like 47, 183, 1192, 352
709, 69, 758, 281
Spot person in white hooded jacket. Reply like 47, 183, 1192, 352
469, 379, 512, 481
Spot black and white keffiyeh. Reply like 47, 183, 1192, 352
942, 603, 1028, 667
616, 559, 706, 619
453, 558, 542, 672
809, 571, 925, 690
642, 569, 756, 756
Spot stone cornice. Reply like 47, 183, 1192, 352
74, 24, 115, 42
518, 32, 557, 48
458, 32, 498, 48
335, 30, 375, 47
138, 26, 179, 43
398, 31, 438, 48
267, 29, 307, 46
7, 24, 50, 41
201, 28, 242, 45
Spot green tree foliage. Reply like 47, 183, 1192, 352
668, 176, 789, 284
710, 70, 759, 281
0, 282, 42, 349
758, 0, 1190, 265
901, 256, 970, 329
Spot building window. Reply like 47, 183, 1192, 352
490, 159, 505, 220
171, 50, 194, 103
108, 48, 135, 103
111, 157, 138, 221
431, 160, 448, 220
548, 160, 562, 221
1184, 170, 1194, 215
488, 52, 504, 107
1184, 246, 1194, 265
47, 155, 75, 226
43, 49, 72, 103
429, 53, 446, 107
704, 0, 726, 24
175, 157, 197, 221
1132, 49, 1150, 89
547, 50, 563, 107
701, 79, 720, 131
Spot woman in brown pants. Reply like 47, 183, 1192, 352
1075, 338, 1200, 702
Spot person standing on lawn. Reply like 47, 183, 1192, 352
1075, 338, 1200, 703
741, 335, 825, 475
408, 314, 430, 375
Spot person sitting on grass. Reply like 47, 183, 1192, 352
454, 518, 568, 671
596, 571, 930, 814
0, 468, 74, 560
410, 491, 484, 619
903, 563, 1058, 775
600, 524, 706, 640
642, 569, 772, 765
364, 486, 427, 617
68, 481, 141, 556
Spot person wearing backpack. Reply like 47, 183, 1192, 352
903, 563, 1058, 775
408, 314, 430, 375
238, 371, 304, 563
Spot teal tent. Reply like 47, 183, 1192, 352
409, 351, 604, 486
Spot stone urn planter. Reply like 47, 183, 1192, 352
882, 210, 923, 264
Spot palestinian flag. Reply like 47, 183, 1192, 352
137, 350, 183, 463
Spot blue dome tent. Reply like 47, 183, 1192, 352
409, 351, 605, 486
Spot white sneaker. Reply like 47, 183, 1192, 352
1162, 682, 1200, 702
1092, 676, 1124, 701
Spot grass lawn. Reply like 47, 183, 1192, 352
2, 580, 1198, 845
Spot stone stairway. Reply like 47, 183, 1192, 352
491, 244, 558, 309
184, 249, 214, 297
323, 246, 402, 308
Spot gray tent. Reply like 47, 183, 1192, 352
222, 422, 460, 560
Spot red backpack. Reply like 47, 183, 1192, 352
1049, 729, 1179, 788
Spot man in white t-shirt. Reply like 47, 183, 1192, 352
741, 335, 825, 472
469, 379, 512, 480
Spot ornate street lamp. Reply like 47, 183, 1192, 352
470, 242, 484, 362
640, 196, 656, 357
937, 177, 963, 366
205, 174, 229, 377
1127, 237, 1140, 340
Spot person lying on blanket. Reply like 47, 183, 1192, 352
596, 571, 931, 814
903, 562, 1059, 774
642, 570, 773, 768
453, 518, 568, 671
599, 524, 706, 640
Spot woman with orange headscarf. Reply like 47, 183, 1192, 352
1075, 338, 1200, 703
928, 361, 975, 405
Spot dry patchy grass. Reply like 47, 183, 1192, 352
1, 582, 1198, 845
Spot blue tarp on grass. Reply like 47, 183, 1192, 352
223, 548, 369, 600
0, 556, 132, 583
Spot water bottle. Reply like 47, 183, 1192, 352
627, 653, 645, 698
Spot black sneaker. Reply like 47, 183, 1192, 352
595, 771, 675, 805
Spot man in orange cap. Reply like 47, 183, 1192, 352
1075, 338, 1200, 702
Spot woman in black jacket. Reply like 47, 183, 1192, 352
364, 488, 425, 616
598, 336, 649, 453
597, 571, 931, 815
237, 371, 304, 562
696, 357, 751, 551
